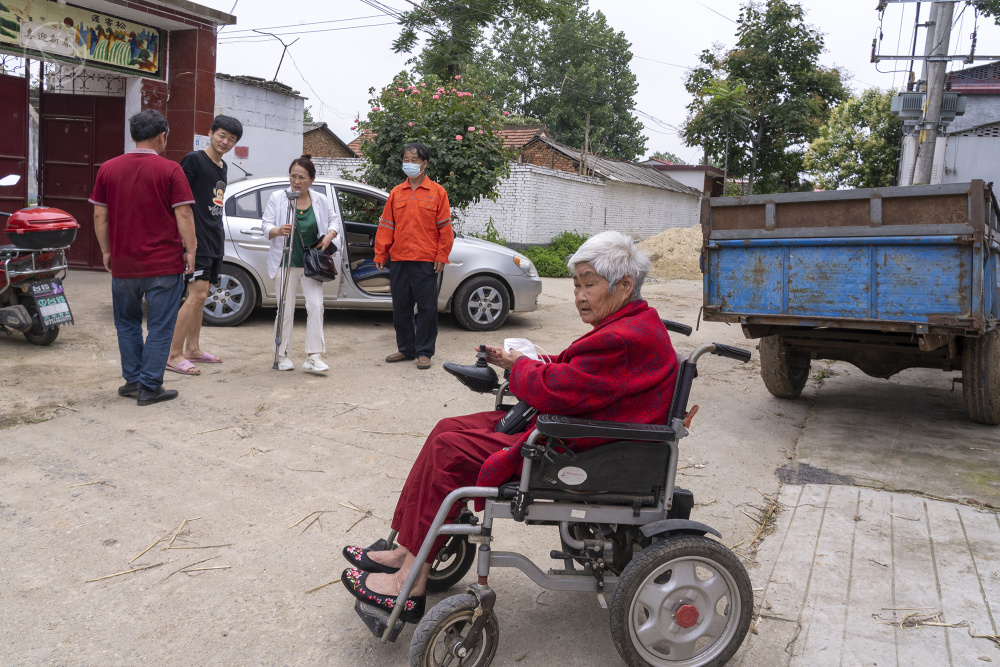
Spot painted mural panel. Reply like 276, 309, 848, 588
0, 1, 162, 78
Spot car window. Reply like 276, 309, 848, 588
230, 191, 258, 218
336, 188, 384, 227
258, 185, 286, 213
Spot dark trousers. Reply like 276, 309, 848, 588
111, 274, 184, 390
389, 260, 438, 358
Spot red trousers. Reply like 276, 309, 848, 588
392, 411, 521, 554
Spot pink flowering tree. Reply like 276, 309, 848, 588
354, 73, 512, 210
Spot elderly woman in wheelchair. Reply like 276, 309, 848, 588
340, 230, 754, 667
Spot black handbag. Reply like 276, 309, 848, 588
298, 227, 338, 282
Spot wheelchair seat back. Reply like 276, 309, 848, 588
529, 440, 670, 495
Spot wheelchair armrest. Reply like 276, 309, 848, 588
535, 414, 676, 442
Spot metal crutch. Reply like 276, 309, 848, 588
272, 189, 301, 369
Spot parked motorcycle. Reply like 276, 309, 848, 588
0, 175, 79, 346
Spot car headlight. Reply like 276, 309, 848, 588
513, 255, 538, 278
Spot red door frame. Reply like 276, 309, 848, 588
0, 66, 29, 242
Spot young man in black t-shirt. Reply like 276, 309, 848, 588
166, 115, 243, 375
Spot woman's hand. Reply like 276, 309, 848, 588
317, 229, 337, 251
481, 345, 522, 370
270, 224, 292, 239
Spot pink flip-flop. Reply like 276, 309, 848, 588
186, 352, 222, 364
166, 360, 201, 375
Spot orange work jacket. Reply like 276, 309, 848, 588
374, 177, 453, 264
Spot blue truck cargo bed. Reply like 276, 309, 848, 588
701, 181, 1000, 423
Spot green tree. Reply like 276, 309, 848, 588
474, 0, 646, 160
683, 0, 847, 194
974, 0, 1000, 23
354, 73, 512, 212
303, 106, 314, 122
690, 78, 751, 194
649, 150, 687, 164
392, 0, 564, 81
803, 89, 902, 189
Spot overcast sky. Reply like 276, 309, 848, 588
203, 0, 1000, 163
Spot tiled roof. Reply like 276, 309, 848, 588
947, 62, 1000, 93
347, 130, 374, 156
498, 124, 548, 149
524, 135, 702, 196
303, 122, 357, 157
642, 159, 727, 178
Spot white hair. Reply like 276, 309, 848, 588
567, 230, 651, 300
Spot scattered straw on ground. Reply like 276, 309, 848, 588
638, 225, 702, 280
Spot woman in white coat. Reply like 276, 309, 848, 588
261, 154, 340, 372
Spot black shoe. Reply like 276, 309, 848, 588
343, 545, 400, 574
118, 381, 140, 397
137, 385, 178, 406
341, 568, 425, 623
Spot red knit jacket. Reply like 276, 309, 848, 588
476, 300, 678, 491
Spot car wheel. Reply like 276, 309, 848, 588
452, 275, 510, 332
202, 264, 258, 327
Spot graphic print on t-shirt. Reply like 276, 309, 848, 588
211, 180, 225, 215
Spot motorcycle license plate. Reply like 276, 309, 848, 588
28, 279, 74, 329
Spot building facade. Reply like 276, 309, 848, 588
0, 0, 234, 269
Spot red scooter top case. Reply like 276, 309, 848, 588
5, 207, 79, 250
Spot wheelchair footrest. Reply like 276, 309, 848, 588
354, 600, 404, 642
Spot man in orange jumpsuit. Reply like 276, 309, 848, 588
375, 143, 454, 370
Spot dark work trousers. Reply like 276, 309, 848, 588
389, 260, 439, 358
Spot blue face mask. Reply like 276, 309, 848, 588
402, 161, 423, 178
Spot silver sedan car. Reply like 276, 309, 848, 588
203, 177, 543, 331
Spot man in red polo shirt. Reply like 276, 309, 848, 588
375, 142, 453, 370
89, 109, 197, 406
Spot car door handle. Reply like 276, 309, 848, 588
241, 227, 264, 235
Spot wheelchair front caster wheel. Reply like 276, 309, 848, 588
610, 535, 752, 667
409, 593, 500, 667
426, 535, 477, 593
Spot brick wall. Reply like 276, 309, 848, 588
314, 157, 366, 180
520, 144, 579, 174
303, 130, 354, 158
460, 164, 701, 245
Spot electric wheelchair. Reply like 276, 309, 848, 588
355, 320, 755, 667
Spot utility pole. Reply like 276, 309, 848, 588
579, 113, 590, 176
914, 1, 955, 185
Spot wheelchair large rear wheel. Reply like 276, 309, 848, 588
426, 535, 476, 593
410, 593, 499, 667
610, 535, 752, 667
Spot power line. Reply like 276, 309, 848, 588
221, 15, 387, 36
218, 21, 400, 43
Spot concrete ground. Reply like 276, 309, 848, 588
1, 271, 998, 665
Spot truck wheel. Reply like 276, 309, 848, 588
759, 335, 809, 398
963, 330, 1000, 425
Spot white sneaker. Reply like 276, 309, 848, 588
302, 354, 329, 373
277, 356, 294, 371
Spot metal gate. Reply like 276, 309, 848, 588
0, 61, 29, 241
39, 92, 125, 269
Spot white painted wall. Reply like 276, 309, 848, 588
214, 78, 304, 182
655, 170, 705, 194
461, 165, 701, 245
311, 160, 701, 245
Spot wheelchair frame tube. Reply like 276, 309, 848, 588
380, 485, 499, 643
